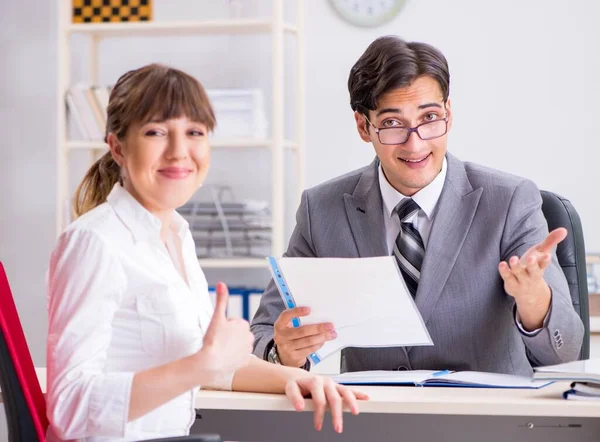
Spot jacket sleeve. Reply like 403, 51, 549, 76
251, 190, 318, 362
500, 179, 584, 366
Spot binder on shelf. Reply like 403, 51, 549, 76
65, 91, 90, 140
208, 286, 245, 319
86, 87, 106, 133
247, 289, 263, 322
207, 286, 264, 321
92, 86, 110, 117
66, 83, 104, 140
227, 290, 245, 319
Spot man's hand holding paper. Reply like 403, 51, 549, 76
274, 307, 337, 367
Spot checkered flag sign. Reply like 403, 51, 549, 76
72, 0, 152, 23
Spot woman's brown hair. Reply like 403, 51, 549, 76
72, 64, 216, 217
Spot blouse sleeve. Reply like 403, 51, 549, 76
46, 228, 132, 439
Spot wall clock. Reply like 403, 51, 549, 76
328, 0, 408, 27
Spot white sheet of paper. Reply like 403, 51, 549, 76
269, 256, 433, 364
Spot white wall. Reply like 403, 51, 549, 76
0, 0, 599, 429
1, 0, 58, 363
304, 0, 600, 238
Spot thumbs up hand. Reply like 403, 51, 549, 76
200, 282, 255, 375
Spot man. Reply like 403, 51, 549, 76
251, 36, 584, 376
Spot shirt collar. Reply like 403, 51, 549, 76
106, 184, 189, 243
378, 156, 447, 220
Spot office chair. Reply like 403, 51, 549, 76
0, 262, 221, 442
540, 191, 590, 359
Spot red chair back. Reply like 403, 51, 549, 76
0, 262, 48, 441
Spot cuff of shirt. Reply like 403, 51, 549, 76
209, 370, 235, 391
513, 303, 553, 337
88, 371, 134, 437
206, 355, 261, 391
265, 339, 310, 371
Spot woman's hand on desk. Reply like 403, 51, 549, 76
199, 283, 254, 379
285, 375, 369, 433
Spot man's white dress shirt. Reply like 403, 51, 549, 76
46, 184, 231, 442
378, 158, 447, 253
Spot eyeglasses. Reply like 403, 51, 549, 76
364, 114, 449, 145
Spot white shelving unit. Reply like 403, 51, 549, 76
56, 0, 305, 269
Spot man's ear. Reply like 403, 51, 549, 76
106, 133, 124, 167
445, 99, 453, 131
354, 111, 372, 143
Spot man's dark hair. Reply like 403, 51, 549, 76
348, 36, 450, 115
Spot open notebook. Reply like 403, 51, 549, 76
334, 370, 552, 389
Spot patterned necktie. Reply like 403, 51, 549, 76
393, 198, 425, 298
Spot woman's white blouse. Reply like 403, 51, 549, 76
46, 184, 229, 442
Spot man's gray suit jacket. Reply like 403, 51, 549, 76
251, 153, 584, 376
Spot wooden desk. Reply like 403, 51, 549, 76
194, 382, 600, 418
9, 368, 596, 442
0, 368, 600, 442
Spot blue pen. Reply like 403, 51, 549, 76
267, 257, 321, 364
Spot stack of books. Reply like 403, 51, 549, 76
66, 83, 110, 141
534, 358, 600, 400
178, 186, 271, 259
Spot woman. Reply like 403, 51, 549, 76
46, 64, 367, 442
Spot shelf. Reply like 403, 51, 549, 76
66, 141, 107, 150
56, 0, 305, 247
66, 19, 297, 38
65, 139, 300, 150
590, 293, 600, 317
283, 23, 298, 33
198, 258, 268, 269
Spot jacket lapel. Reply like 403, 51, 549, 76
413, 153, 483, 330
344, 159, 388, 257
